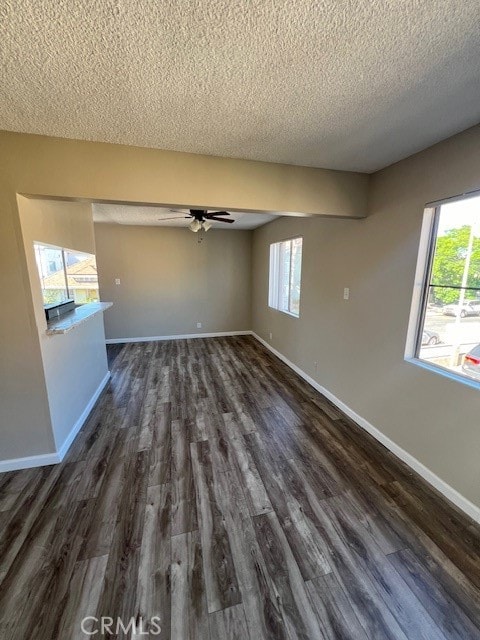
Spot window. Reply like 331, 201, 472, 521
34, 244, 69, 305
269, 237, 303, 317
34, 243, 100, 307
412, 193, 480, 384
64, 249, 100, 304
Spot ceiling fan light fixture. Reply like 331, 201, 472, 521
189, 219, 201, 232
202, 220, 212, 231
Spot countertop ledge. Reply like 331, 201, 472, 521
46, 302, 113, 335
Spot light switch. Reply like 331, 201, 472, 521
343, 287, 350, 300
115, 278, 121, 285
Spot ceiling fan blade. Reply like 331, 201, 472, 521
157, 216, 191, 221
208, 216, 235, 223
206, 211, 230, 217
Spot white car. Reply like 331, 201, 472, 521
421, 330, 440, 346
443, 301, 480, 318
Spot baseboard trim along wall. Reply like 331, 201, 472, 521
252, 332, 480, 525
0, 451, 61, 474
105, 330, 252, 344
55, 371, 111, 460
0, 371, 111, 473
3, 331, 479, 525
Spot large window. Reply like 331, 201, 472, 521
34, 243, 99, 306
412, 193, 480, 384
269, 237, 303, 317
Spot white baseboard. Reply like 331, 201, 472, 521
56, 371, 111, 460
105, 330, 252, 344
252, 332, 480, 524
5, 331, 479, 525
0, 451, 61, 473
0, 371, 111, 473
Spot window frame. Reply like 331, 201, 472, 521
406, 190, 480, 389
34, 241, 99, 308
413, 208, 440, 358
268, 236, 303, 318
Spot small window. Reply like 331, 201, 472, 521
64, 249, 100, 304
269, 237, 303, 317
412, 193, 480, 383
34, 244, 69, 306
34, 243, 100, 307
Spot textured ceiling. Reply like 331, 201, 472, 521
92, 203, 278, 229
1, 1, 480, 172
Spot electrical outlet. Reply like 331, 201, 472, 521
314, 361, 318, 371
343, 287, 350, 300
115, 278, 121, 285
197, 322, 202, 329
269, 332, 273, 340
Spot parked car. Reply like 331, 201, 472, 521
421, 330, 440, 346
462, 344, 480, 380
443, 301, 480, 318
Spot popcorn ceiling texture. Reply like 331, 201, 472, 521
1, 0, 480, 172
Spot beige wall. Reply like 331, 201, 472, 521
95, 224, 252, 339
17, 197, 108, 453
2, 124, 480, 512
252, 124, 480, 509
18, 197, 96, 329
1, 131, 368, 217
1, 130, 363, 463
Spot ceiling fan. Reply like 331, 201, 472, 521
158, 208, 235, 233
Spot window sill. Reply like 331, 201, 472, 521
46, 302, 113, 335
405, 356, 480, 391
268, 306, 299, 319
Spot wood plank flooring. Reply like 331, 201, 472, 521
1, 335, 480, 639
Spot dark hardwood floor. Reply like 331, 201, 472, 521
1, 335, 480, 639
